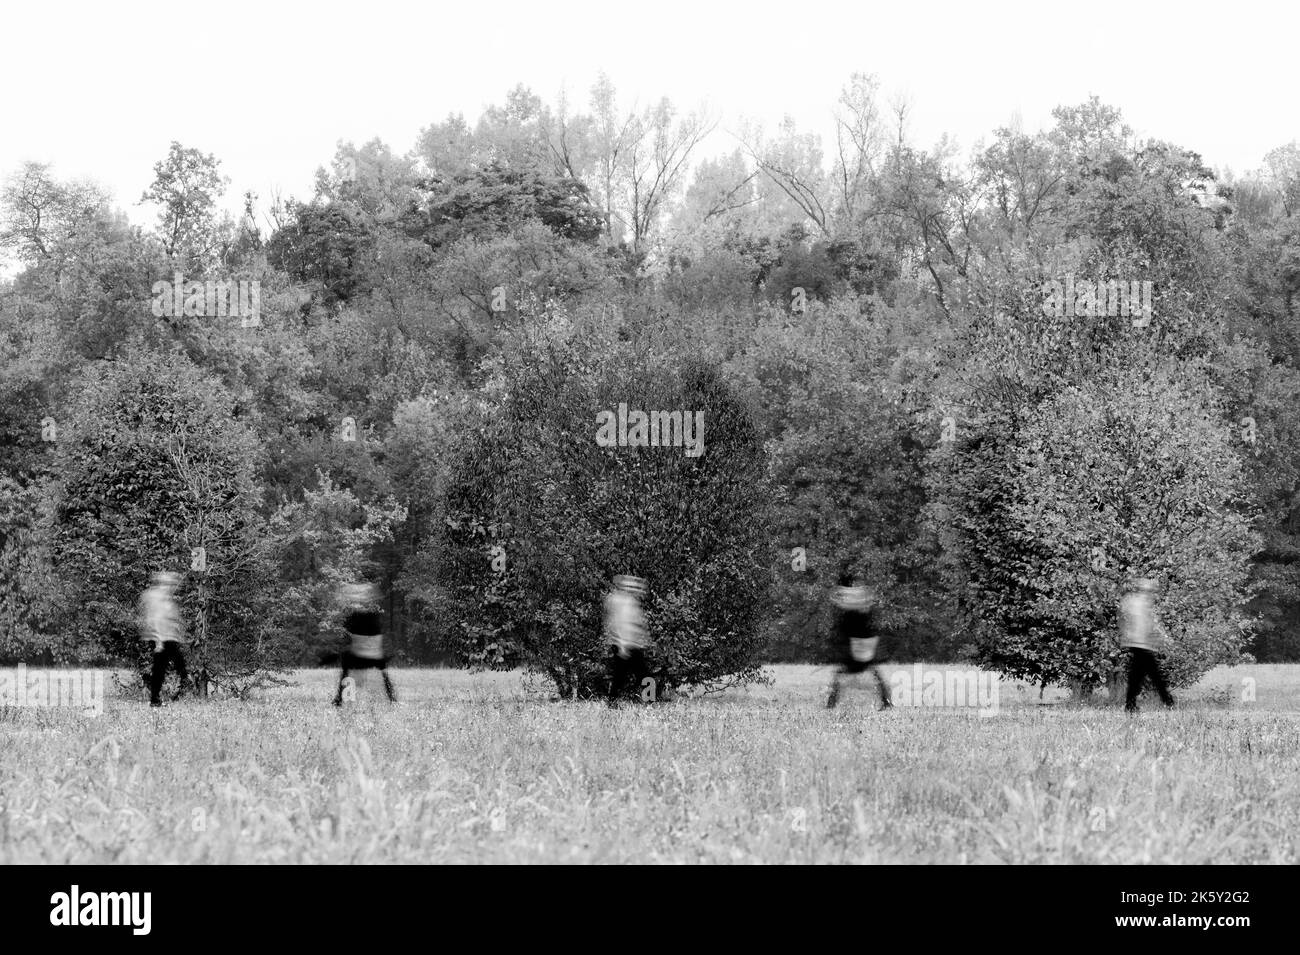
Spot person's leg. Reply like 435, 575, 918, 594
335, 652, 354, 705
1139, 650, 1160, 706
616, 652, 633, 699
149, 647, 167, 706
870, 664, 891, 708
631, 649, 648, 701
1124, 649, 1145, 712
608, 650, 630, 704
827, 667, 844, 708
380, 660, 396, 702
1149, 654, 1175, 707
170, 644, 188, 700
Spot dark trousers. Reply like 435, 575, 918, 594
827, 660, 891, 708
150, 642, 187, 705
335, 653, 396, 704
608, 648, 646, 702
1125, 648, 1174, 711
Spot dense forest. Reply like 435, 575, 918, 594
2, 76, 1297, 696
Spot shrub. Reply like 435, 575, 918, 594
49, 348, 291, 694
434, 330, 772, 697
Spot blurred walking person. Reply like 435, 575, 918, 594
826, 574, 891, 710
138, 571, 188, 707
333, 581, 396, 705
1120, 577, 1174, 713
605, 574, 648, 706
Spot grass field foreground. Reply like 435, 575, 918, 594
1, 664, 1297, 863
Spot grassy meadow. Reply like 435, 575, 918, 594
1, 664, 1297, 864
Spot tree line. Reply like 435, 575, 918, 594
1, 76, 1297, 697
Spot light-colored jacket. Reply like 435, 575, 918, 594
604, 590, 647, 654
138, 586, 182, 648
1119, 593, 1168, 651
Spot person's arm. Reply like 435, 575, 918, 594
616, 607, 633, 657
608, 597, 630, 640
612, 599, 634, 657
142, 600, 163, 650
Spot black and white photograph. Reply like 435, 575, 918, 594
0, 0, 1292, 925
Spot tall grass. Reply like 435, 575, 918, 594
1, 665, 1296, 863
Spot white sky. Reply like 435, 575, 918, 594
2, 0, 1297, 228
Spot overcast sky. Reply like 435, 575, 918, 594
2, 0, 1297, 227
